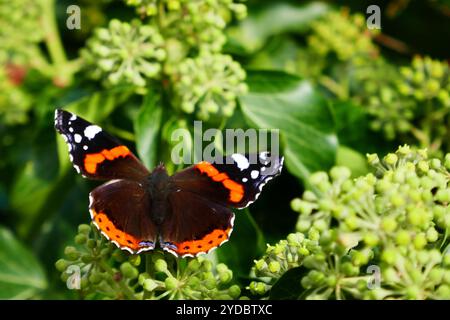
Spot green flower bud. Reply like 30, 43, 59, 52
381, 249, 398, 265
443, 254, 450, 267
383, 267, 399, 283
429, 268, 443, 283
78, 224, 91, 234
268, 261, 281, 274
64, 246, 80, 261
384, 153, 398, 166
55, 259, 69, 272
395, 230, 411, 246
248, 281, 267, 295
296, 219, 311, 232
435, 285, 450, 299
413, 233, 427, 249
143, 279, 159, 292
228, 285, 241, 299
81, 254, 94, 264
201, 259, 213, 272
405, 285, 421, 299
89, 273, 103, 285
443, 271, 450, 285
219, 271, 233, 284
129, 255, 141, 267
165, 276, 179, 290
138, 272, 149, 286
426, 227, 439, 242
186, 259, 201, 271
154, 259, 168, 273
87, 239, 96, 249
381, 217, 397, 232
363, 232, 379, 246
120, 262, 139, 279
341, 262, 359, 277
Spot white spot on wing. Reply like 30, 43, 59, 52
231, 153, 249, 170
83, 145, 88, 150
251, 170, 259, 179
242, 177, 248, 182
84, 125, 102, 140
69, 127, 73, 133
74, 134, 82, 143
70, 114, 77, 121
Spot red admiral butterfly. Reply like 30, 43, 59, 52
55, 109, 283, 257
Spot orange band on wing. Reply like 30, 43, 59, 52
91, 209, 140, 250
84, 146, 131, 174
195, 161, 244, 203
172, 227, 232, 256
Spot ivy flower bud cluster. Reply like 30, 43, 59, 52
307, 10, 378, 63
248, 232, 320, 296
56, 223, 240, 299
364, 56, 450, 150
82, 0, 248, 120
251, 145, 450, 299
398, 56, 450, 106
82, 19, 166, 88
0, 0, 43, 64
172, 53, 248, 120
55, 224, 140, 299
138, 253, 241, 300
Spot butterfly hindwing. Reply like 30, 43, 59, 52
89, 179, 157, 254
54, 109, 149, 181
160, 190, 234, 257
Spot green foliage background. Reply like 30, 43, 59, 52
0, 0, 450, 300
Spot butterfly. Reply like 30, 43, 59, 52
54, 109, 283, 257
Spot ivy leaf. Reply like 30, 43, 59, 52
332, 100, 393, 155
336, 146, 369, 178
227, 2, 330, 54
0, 226, 47, 299
239, 71, 337, 181
134, 91, 162, 169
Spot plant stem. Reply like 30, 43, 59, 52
143, 254, 153, 299
41, 0, 72, 85
99, 260, 136, 300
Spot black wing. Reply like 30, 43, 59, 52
170, 152, 283, 208
54, 109, 149, 181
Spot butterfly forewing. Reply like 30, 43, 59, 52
54, 109, 149, 181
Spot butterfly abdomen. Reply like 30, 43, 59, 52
146, 165, 170, 225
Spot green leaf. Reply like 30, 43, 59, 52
336, 146, 369, 178
134, 92, 162, 169
239, 71, 337, 181
269, 267, 307, 300
227, 2, 330, 54
0, 226, 47, 299
217, 209, 265, 278
332, 100, 393, 155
